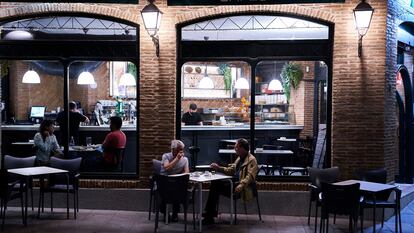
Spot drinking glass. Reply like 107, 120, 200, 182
86, 137, 92, 147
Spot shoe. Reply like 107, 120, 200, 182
171, 213, 178, 222
202, 217, 214, 225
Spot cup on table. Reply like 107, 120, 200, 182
86, 137, 92, 147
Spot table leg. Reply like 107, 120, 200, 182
24, 177, 28, 226
198, 182, 202, 232
373, 194, 376, 233
66, 174, 69, 219
229, 180, 233, 225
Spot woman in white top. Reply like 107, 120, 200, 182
34, 119, 62, 166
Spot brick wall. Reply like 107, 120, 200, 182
0, 1, 401, 184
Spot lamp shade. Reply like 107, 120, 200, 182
198, 75, 214, 89
353, 0, 374, 36
119, 73, 136, 86
77, 71, 95, 85
268, 79, 283, 91
234, 77, 249, 89
141, 0, 163, 36
22, 69, 40, 84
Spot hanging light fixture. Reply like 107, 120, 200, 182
353, 0, 374, 57
119, 73, 136, 86
198, 65, 214, 89
22, 68, 40, 84
141, 0, 163, 57
77, 71, 95, 85
268, 62, 283, 91
234, 77, 249, 89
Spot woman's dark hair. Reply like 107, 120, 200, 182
237, 138, 250, 151
39, 119, 54, 139
110, 116, 123, 129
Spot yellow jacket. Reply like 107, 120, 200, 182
221, 153, 258, 202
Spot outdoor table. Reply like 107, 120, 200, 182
7, 166, 69, 224
189, 172, 233, 232
334, 179, 397, 233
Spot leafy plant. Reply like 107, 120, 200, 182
127, 62, 137, 80
280, 62, 304, 102
218, 63, 232, 92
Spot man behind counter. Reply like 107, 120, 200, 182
56, 101, 89, 144
181, 103, 203, 126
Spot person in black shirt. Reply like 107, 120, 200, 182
56, 101, 90, 145
181, 103, 203, 126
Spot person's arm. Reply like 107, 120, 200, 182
83, 115, 90, 124
163, 151, 184, 172
183, 158, 190, 173
181, 122, 186, 126
211, 160, 236, 176
50, 135, 62, 154
34, 133, 52, 152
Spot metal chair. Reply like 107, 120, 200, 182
148, 159, 162, 220
38, 157, 81, 219
232, 181, 262, 224
3, 155, 36, 210
307, 167, 340, 233
319, 182, 361, 233
0, 168, 25, 229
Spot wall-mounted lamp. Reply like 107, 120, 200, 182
22, 68, 40, 84
141, 0, 163, 57
353, 0, 374, 57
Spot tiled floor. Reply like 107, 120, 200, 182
2, 198, 414, 233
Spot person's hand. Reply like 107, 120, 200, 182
235, 184, 243, 193
43, 131, 50, 137
210, 163, 220, 171
176, 151, 184, 160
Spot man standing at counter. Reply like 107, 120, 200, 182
56, 101, 89, 144
181, 103, 203, 126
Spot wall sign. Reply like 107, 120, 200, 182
0, 0, 137, 3
168, 0, 344, 6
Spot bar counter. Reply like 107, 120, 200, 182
181, 124, 304, 165
1, 124, 137, 131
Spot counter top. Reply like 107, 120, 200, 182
1, 124, 137, 131
181, 125, 304, 131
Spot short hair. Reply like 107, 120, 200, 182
69, 101, 77, 110
189, 103, 197, 111
171, 140, 185, 150
110, 116, 123, 129
237, 138, 249, 151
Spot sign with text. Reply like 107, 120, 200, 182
168, 0, 344, 6
0, 0, 137, 3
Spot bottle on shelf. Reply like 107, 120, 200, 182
70, 136, 75, 146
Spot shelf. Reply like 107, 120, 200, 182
255, 92, 285, 95
256, 103, 288, 106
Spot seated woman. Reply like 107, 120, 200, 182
34, 119, 63, 166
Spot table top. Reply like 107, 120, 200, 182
189, 172, 233, 183
277, 138, 297, 142
12, 141, 34, 145
219, 148, 293, 155
69, 145, 101, 152
334, 179, 396, 193
8, 166, 68, 176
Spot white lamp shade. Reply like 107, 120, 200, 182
141, 2, 163, 36
268, 79, 283, 91
77, 71, 95, 85
353, 1, 374, 36
234, 77, 249, 89
4, 30, 33, 40
22, 70, 40, 84
119, 73, 136, 86
198, 76, 214, 89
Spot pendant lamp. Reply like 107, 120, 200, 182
198, 65, 214, 89
77, 71, 95, 85
119, 73, 136, 86
22, 69, 40, 84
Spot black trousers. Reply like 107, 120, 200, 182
204, 180, 232, 217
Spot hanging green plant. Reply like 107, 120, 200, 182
218, 63, 231, 92
127, 62, 137, 80
280, 62, 304, 102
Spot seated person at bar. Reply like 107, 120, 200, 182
181, 103, 203, 126
102, 116, 127, 170
56, 101, 90, 144
34, 119, 63, 166
202, 138, 258, 224
159, 139, 190, 222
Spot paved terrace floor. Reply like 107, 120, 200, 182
2, 198, 414, 233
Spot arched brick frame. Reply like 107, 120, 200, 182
0, 3, 139, 25
176, 4, 335, 25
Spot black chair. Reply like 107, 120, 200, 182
148, 159, 162, 220
104, 148, 125, 172
154, 174, 194, 233
281, 137, 315, 176
319, 182, 361, 233
356, 168, 402, 233
232, 181, 262, 224
0, 168, 25, 229
3, 155, 36, 211
38, 157, 81, 219
307, 167, 339, 233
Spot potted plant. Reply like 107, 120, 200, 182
280, 62, 304, 102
